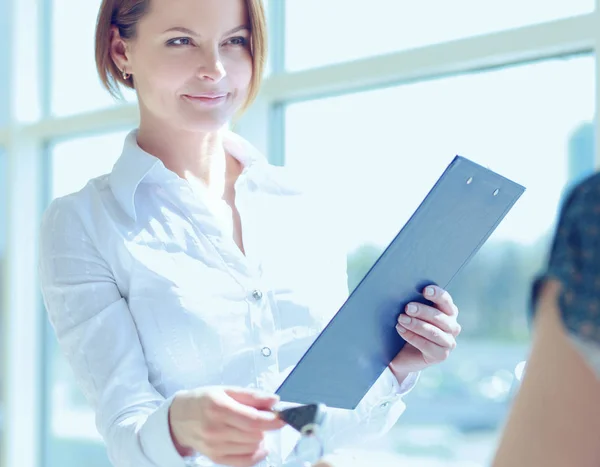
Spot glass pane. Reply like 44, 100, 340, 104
44, 130, 130, 467
0, 0, 9, 126
50, 0, 136, 116
263, 0, 272, 76
285, 0, 594, 71
51, 131, 129, 199
284, 55, 595, 465
0, 148, 6, 454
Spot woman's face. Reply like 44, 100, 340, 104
115, 0, 253, 132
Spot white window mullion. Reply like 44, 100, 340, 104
234, 0, 286, 164
595, 1, 600, 169
2, 132, 44, 467
262, 15, 594, 103
2, 0, 45, 465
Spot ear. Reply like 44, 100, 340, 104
109, 26, 132, 74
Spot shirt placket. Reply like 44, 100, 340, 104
176, 179, 284, 466
235, 180, 283, 467
247, 284, 283, 467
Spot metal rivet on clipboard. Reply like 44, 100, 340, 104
466, 176, 500, 197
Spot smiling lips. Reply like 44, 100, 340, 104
183, 92, 229, 106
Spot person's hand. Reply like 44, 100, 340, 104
312, 461, 336, 467
390, 285, 461, 383
169, 386, 286, 467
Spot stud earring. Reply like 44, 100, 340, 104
122, 70, 130, 80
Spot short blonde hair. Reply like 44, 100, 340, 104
95, 0, 268, 113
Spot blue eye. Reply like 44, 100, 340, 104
226, 36, 248, 47
167, 37, 192, 47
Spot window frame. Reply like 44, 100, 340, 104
1, 2, 600, 467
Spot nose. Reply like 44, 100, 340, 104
195, 45, 227, 82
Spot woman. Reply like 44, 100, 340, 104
38, 1, 462, 466
493, 174, 600, 466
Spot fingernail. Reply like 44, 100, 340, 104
258, 391, 277, 400
425, 287, 435, 297
258, 411, 277, 421
406, 304, 418, 315
398, 315, 411, 325
396, 324, 406, 334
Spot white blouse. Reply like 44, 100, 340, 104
38, 130, 416, 467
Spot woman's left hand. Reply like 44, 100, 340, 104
389, 285, 461, 383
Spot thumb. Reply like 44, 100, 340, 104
224, 387, 280, 410
312, 456, 335, 467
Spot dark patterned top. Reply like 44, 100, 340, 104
532, 173, 600, 376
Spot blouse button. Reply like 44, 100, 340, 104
252, 289, 263, 301
261, 346, 272, 357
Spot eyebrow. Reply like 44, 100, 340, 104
163, 25, 250, 36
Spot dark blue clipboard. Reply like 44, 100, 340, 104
275, 156, 526, 409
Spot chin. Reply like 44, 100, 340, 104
177, 103, 238, 132
177, 113, 232, 133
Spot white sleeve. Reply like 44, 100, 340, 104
39, 197, 186, 467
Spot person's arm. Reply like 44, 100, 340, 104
41, 197, 286, 467
39, 197, 188, 467
492, 278, 600, 466
494, 178, 600, 466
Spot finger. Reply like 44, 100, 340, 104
212, 390, 283, 430
404, 303, 462, 336
423, 286, 459, 316
396, 326, 452, 363
203, 424, 265, 444
225, 387, 280, 410
313, 461, 336, 467
215, 449, 269, 467
209, 440, 264, 456
397, 317, 456, 349
220, 403, 286, 432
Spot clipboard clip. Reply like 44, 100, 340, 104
183, 403, 328, 466
274, 403, 327, 465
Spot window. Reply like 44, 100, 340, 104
0, 0, 9, 127
43, 131, 130, 467
284, 55, 595, 464
50, 0, 136, 116
263, 0, 273, 76
51, 131, 130, 199
285, 0, 594, 71
0, 148, 6, 459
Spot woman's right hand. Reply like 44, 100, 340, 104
169, 386, 286, 467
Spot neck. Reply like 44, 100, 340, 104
136, 120, 241, 197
